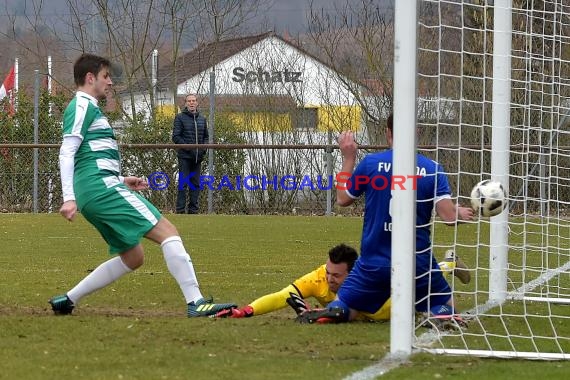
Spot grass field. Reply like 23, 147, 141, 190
1, 213, 570, 380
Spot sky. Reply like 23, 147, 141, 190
0, 0, 392, 36
261, 0, 351, 34
0, 0, 392, 74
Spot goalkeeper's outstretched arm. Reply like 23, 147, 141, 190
214, 285, 304, 318
249, 285, 300, 315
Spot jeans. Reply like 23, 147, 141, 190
176, 157, 202, 214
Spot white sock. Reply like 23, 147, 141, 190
161, 236, 203, 304
67, 255, 132, 304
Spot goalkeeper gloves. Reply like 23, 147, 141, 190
212, 305, 254, 318
232, 305, 254, 318
294, 306, 347, 324
286, 292, 310, 316
287, 293, 347, 323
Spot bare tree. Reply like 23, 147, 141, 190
198, 0, 264, 43
0, 0, 70, 92
305, 0, 394, 145
91, 0, 168, 120
159, 0, 203, 104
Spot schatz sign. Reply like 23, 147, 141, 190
231, 67, 302, 83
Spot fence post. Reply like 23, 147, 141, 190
208, 70, 215, 214
33, 70, 39, 213
326, 130, 333, 215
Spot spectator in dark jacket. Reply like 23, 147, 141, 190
172, 94, 209, 214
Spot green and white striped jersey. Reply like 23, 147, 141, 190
62, 91, 120, 204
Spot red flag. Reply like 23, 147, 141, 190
0, 66, 15, 160
0, 66, 15, 100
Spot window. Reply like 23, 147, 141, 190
293, 108, 317, 129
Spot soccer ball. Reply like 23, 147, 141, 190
470, 180, 507, 217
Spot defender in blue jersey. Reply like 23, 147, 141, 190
297, 114, 473, 324
48, 53, 236, 317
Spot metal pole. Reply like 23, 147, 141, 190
47, 57, 51, 91
152, 49, 158, 109
208, 70, 215, 214
489, 0, 512, 303
47, 56, 53, 213
326, 130, 333, 215
33, 70, 40, 213
390, 0, 418, 358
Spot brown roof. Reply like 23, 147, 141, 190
127, 30, 368, 96
154, 32, 274, 91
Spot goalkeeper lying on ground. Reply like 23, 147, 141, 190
215, 244, 469, 320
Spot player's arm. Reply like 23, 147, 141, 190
436, 198, 474, 225
172, 115, 184, 144
249, 284, 300, 316
217, 268, 321, 319
434, 168, 474, 225
59, 135, 82, 221
203, 119, 209, 142
337, 131, 358, 207
217, 285, 301, 318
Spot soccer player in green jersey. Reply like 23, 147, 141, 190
49, 53, 236, 317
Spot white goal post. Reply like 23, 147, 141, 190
391, 0, 570, 360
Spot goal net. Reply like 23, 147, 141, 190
406, 0, 570, 360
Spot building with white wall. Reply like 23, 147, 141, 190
121, 31, 370, 136
120, 32, 381, 212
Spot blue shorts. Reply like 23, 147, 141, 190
337, 254, 451, 314
337, 259, 391, 314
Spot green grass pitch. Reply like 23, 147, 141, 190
1, 214, 569, 379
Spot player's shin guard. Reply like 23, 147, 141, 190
67, 255, 132, 304
161, 236, 202, 303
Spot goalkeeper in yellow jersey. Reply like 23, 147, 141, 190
216, 244, 469, 320
216, 243, 374, 319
